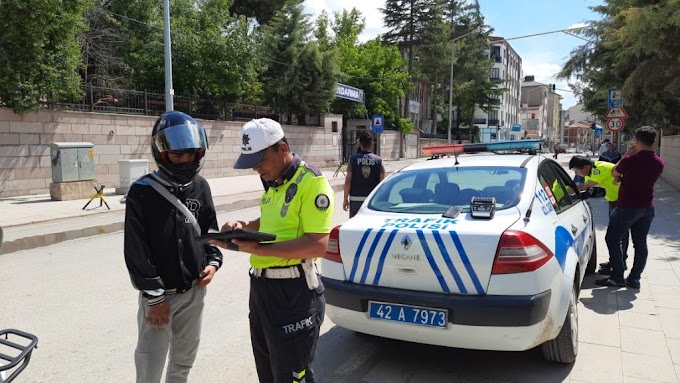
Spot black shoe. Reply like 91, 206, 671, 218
597, 267, 611, 275
625, 278, 641, 289
595, 277, 625, 287
599, 262, 610, 268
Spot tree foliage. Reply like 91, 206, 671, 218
261, 0, 337, 119
0, 0, 90, 113
559, 0, 680, 132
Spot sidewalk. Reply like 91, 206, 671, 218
0, 158, 424, 254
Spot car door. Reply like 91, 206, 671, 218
537, 161, 590, 274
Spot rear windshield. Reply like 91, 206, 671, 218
368, 166, 527, 214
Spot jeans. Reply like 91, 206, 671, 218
609, 201, 629, 261
605, 207, 655, 282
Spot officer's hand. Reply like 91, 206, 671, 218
146, 301, 170, 329
230, 239, 260, 254
198, 265, 218, 286
221, 221, 242, 232
343, 199, 349, 211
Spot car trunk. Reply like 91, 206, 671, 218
338, 210, 522, 295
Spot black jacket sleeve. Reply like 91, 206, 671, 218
198, 179, 223, 269
124, 184, 166, 304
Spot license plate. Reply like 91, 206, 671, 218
368, 301, 448, 328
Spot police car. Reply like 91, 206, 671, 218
320, 140, 597, 363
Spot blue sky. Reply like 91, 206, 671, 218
304, 0, 603, 109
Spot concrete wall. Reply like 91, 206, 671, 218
0, 108, 344, 198
660, 134, 680, 191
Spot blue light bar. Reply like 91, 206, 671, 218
482, 139, 544, 152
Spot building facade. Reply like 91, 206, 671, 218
474, 37, 523, 142
520, 76, 549, 140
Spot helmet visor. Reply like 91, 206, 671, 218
153, 123, 208, 153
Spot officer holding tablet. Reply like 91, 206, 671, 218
212, 118, 334, 383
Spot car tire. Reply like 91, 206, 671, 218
585, 237, 597, 275
541, 284, 578, 363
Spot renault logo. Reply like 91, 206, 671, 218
401, 235, 413, 250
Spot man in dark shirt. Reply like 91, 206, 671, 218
343, 131, 385, 218
596, 126, 664, 289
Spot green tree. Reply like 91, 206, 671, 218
230, 0, 290, 25
559, 0, 680, 132
0, 0, 90, 113
262, 0, 337, 120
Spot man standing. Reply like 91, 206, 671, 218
598, 138, 611, 159
213, 118, 333, 383
343, 131, 385, 218
596, 126, 664, 289
569, 155, 629, 274
124, 111, 222, 383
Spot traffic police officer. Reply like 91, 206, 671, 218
343, 131, 385, 218
213, 118, 334, 383
569, 155, 630, 274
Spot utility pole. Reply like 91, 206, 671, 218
163, 0, 174, 112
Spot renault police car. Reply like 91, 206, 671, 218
320, 140, 597, 363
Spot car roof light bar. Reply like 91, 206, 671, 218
422, 139, 544, 157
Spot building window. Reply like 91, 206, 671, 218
332, 121, 338, 132
491, 68, 500, 80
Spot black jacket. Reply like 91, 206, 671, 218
124, 172, 222, 305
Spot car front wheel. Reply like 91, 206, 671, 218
541, 284, 578, 363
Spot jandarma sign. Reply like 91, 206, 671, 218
335, 83, 364, 103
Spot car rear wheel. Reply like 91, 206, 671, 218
586, 236, 597, 275
541, 284, 578, 363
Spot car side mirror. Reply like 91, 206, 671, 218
579, 190, 589, 200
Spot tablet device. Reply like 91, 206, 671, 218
195, 229, 276, 244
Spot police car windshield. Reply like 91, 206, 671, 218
368, 166, 526, 214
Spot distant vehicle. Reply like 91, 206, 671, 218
321, 140, 597, 364
566, 147, 577, 154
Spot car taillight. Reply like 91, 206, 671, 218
491, 230, 554, 274
324, 225, 342, 263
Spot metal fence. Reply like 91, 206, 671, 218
37, 85, 320, 125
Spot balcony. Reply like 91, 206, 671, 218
473, 118, 487, 125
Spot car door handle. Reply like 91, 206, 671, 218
582, 215, 588, 223
571, 225, 578, 235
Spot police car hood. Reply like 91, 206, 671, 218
338, 209, 522, 295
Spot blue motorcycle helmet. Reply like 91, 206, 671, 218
151, 111, 209, 184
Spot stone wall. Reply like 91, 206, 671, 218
0, 108, 344, 197
660, 134, 680, 191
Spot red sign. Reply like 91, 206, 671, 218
606, 118, 625, 132
605, 107, 629, 119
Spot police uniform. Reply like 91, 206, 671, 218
585, 161, 629, 265
249, 154, 334, 383
347, 148, 383, 217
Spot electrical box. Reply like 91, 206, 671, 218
50, 142, 95, 183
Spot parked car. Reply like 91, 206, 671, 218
565, 147, 577, 154
320, 140, 597, 364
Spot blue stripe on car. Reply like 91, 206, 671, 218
448, 231, 484, 294
360, 229, 386, 284
432, 231, 468, 293
416, 230, 450, 293
372, 230, 399, 285
349, 229, 372, 282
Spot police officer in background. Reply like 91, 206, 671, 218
213, 118, 334, 383
343, 131, 385, 218
124, 111, 222, 383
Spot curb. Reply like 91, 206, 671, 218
1, 183, 346, 254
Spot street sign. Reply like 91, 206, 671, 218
606, 118, 625, 132
595, 127, 603, 137
608, 88, 623, 108
371, 114, 384, 133
335, 83, 364, 103
511, 123, 521, 132
605, 107, 629, 119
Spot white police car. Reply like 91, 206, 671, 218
320, 140, 597, 363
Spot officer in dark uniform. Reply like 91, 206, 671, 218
343, 131, 385, 218
212, 118, 334, 383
